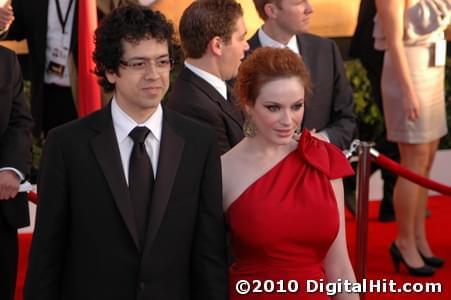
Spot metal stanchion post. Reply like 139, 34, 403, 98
355, 142, 374, 300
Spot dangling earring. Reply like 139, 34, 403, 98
243, 116, 257, 137
294, 125, 302, 135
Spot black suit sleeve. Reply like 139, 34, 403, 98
24, 129, 68, 300
324, 41, 357, 149
176, 103, 232, 155
0, 49, 32, 175
190, 133, 228, 300
0, 47, 32, 230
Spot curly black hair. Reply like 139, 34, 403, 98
93, 5, 175, 92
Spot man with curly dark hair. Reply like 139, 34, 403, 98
24, 5, 228, 300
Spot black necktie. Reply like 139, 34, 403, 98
129, 126, 154, 247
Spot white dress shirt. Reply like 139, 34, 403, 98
185, 61, 228, 100
0, 167, 24, 181
258, 27, 300, 55
111, 98, 162, 184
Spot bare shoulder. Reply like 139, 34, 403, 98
221, 142, 253, 211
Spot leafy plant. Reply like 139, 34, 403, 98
345, 60, 384, 142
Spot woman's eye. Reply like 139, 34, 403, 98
265, 105, 279, 112
292, 103, 304, 111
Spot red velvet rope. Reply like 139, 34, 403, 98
372, 153, 451, 196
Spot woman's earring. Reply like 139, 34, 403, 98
243, 117, 257, 137
294, 125, 302, 135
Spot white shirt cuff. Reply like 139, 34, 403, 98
0, 167, 25, 181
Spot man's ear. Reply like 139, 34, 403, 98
105, 70, 118, 84
264, 2, 278, 19
208, 36, 223, 56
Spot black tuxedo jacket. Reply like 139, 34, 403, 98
167, 67, 244, 155
24, 104, 228, 300
7, 0, 78, 135
0, 45, 32, 229
248, 32, 357, 150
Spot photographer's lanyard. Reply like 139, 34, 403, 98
55, 0, 74, 34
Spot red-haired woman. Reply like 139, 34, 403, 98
222, 47, 359, 300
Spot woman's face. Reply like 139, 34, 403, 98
247, 76, 305, 145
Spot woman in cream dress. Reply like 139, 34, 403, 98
374, 0, 449, 276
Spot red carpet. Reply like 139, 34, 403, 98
346, 195, 451, 299
15, 195, 451, 299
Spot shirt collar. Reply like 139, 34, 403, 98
184, 61, 228, 100
258, 27, 300, 55
111, 97, 163, 143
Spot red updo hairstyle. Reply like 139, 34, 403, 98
234, 47, 311, 108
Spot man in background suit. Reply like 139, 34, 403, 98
0, 45, 33, 300
248, 0, 356, 150
167, 0, 248, 154
24, 6, 228, 299
5, 0, 78, 137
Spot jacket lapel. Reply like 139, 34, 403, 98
296, 34, 308, 63
181, 67, 243, 128
296, 34, 314, 129
247, 31, 262, 52
90, 104, 140, 250
142, 109, 185, 253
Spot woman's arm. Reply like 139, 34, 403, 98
376, 0, 420, 120
324, 179, 359, 300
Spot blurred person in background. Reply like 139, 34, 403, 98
374, 0, 450, 276
5, 0, 79, 137
0, 44, 33, 300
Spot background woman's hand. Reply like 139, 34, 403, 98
404, 91, 420, 121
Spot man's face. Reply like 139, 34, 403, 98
219, 16, 249, 81
273, 0, 313, 35
106, 37, 171, 119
